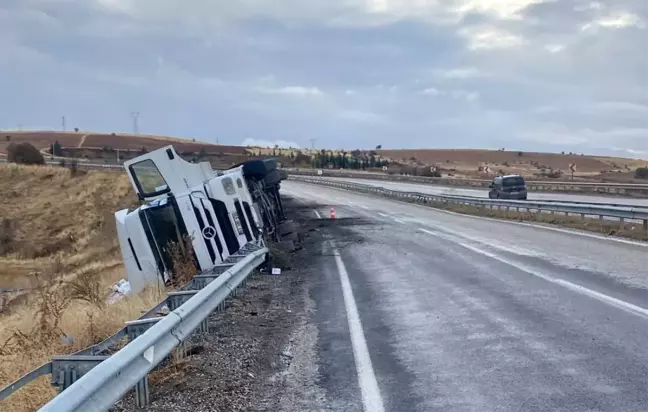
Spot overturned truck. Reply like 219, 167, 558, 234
114, 145, 286, 292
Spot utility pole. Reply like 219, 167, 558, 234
62, 116, 66, 131
131, 112, 140, 134
309, 138, 316, 150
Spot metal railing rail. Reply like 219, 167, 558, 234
289, 176, 648, 232
286, 169, 648, 195
39, 246, 267, 412
329, 186, 647, 210
0, 242, 268, 410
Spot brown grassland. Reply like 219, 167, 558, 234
0, 131, 245, 156
0, 163, 164, 411
3, 131, 646, 182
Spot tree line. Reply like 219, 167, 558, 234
310, 149, 389, 170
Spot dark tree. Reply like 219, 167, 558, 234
7, 142, 45, 165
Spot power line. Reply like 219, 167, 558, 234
131, 112, 140, 134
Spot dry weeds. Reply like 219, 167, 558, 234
0, 163, 152, 411
0, 163, 138, 289
0, 266, 164, 412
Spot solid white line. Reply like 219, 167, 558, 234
314, 210, 322, 219
419, 229, 648, 319
291, 180, 647, 248
407, 198, 648, 248
331, 243, 385, 412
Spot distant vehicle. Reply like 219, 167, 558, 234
488, 174, 528, 200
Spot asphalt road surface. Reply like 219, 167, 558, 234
320, 177, 648, 208
280, 180, 648, 412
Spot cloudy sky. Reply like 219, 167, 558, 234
1, 0, 647, 157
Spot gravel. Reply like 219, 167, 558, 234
110, 197, 331, 412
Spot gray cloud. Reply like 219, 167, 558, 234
0, 0, 646, 157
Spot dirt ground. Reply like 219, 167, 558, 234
109, 197, 330, 412
0, 131, 244, 156
0, 164, 138, 290
377, 148, 647, 179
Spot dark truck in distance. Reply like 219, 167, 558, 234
488, 174, 528, 200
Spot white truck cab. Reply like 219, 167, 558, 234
117, 146, 267, 292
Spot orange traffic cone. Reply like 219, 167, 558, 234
330, 207, 336, 219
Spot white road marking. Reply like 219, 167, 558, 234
378, 213, 389, 217
314, 210, 322, 219
287, 180, 647, 248
419, 229, 648, 320
359, 205, 370, 210
393, 218, 405, 224
331, 242, 385, 412
404, 196, 648, 248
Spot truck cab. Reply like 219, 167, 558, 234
117, 146, 264, 292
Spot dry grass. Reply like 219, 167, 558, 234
0, 163, 138, 289
376, 148, 645, 176
166, 235, 198, 289
0, 266, 164, 412
0, 162, 154, 411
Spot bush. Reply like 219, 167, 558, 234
636, 167, 648, 179
7, 142, 45, 165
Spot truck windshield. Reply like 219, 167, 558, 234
503, 176, 525, 186
130, 159, 169, 197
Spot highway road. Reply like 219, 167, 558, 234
280, 180, 648, 412
320, 176, 648, 207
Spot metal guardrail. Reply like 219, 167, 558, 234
289, 176, 648, 232
0, 157, 123, 169
0, 242, 268, 411
286, 169, 648, 197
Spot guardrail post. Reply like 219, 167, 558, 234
619, 217, 625, 230
51, 356, 109, 392
135, 376, 149, 408
644, 220, 648, 233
